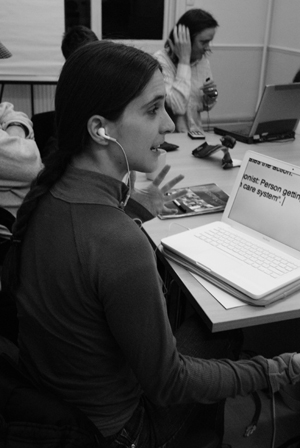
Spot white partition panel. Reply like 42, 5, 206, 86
0, 0, 64, 77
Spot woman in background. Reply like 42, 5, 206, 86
4, 40, 300, 448
154, 8, 219, 133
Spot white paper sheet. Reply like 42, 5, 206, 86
190, 273, 247, 309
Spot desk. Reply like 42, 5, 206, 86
0, 76, 58, 116
139, 131, 300, 333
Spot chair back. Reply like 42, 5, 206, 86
31, 111, 56, 159
0, 207, 14, 265
0, 208, 18, 345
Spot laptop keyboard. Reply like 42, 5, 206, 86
195, 227, 299, 278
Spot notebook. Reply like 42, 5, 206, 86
214, 83, 300, 144
161, 151, 300, 305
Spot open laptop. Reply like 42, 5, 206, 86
214, 83, 300, 144
161, 151, 300, 305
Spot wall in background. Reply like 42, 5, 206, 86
1, 0, 300, 123
0, 0, 64, 77
266, 0, 300, 86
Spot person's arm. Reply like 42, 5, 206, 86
0, 103, 43, 183
155, 27, 193, 115
156, 54, 191, 115
0, 133, 42, 183
99, 219, 300, 406
0, 102, 34, 139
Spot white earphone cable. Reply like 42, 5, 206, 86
114, 139, 131, 208
98, 127, 131, 208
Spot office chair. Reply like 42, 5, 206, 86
31, 111, 56, 160
0, 207, 14, 265
0, 207, 18, 346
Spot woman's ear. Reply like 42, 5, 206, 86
87, 115, 109, 145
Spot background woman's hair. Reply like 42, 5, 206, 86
3, 41, 160, 289
165, 8, 219, 63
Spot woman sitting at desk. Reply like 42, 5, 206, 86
154, 8, 219, 133
4, 40, 300, 448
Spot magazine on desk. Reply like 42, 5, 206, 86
158, 183, 229, 220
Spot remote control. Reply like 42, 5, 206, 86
187, 130, 206, 140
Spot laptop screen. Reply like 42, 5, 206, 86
214, 83, 300, 143
227, 154, 300, 251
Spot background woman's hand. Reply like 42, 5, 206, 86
201, 78, 218, 108
168, 25, 191, 65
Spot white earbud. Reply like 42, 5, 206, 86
98, 127, 117, 142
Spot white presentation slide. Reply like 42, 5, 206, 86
229, 156, 300, 250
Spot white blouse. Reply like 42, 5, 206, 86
154, 48, 216, 132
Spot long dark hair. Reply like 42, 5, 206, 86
166, 9, 219, 63
4, 40, 160, 290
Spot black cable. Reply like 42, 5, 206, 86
243, 391, 262, 437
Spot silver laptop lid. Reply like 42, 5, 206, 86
222, 150, 300, 259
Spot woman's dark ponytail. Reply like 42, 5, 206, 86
2, 40, 160, 292
2, 150, 73, 292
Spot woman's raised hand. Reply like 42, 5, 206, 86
168, 25, 191, 65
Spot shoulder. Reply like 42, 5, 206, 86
154, 49, 172, 66
154, 50, 177, 79
71, 204, 157, 285
73, 204, 153, 259
154, 48, 165, 58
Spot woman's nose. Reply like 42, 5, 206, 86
162, 109, 175, 134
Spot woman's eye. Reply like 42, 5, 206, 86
149, 105, 159, 115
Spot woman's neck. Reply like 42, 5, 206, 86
71, 150, 125, 182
